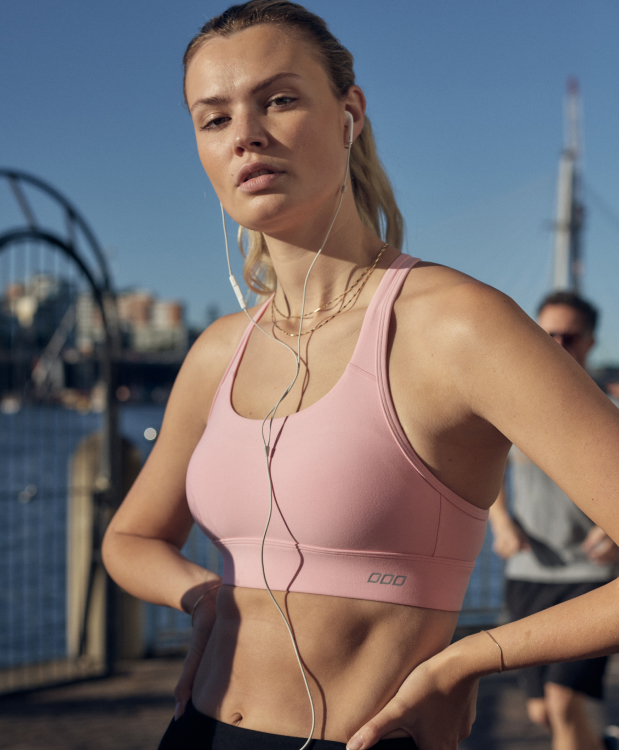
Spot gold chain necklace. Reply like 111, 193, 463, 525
270, 243, 388, 338
273, 242, 387, 320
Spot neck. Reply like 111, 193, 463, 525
264, 200, 384, 318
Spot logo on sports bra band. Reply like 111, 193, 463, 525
367, 572, 407, 586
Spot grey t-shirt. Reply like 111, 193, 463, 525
505, 445, 614, 583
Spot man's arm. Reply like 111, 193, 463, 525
488, 476, 531, 559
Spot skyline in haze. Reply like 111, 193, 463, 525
2, 0, 619, 363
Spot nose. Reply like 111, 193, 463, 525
233, 113, 268, 155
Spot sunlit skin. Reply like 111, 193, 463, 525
102, 22, 619, 750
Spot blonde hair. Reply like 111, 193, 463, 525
184, 0, 404, 295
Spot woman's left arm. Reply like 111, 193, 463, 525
349, 281, 619, 750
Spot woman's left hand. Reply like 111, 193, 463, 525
174, 584, 220, 720
346, 641, 484, 750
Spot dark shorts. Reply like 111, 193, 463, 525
505, 579, 609, 700
158, 700, 418, 750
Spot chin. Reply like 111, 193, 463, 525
232, 195, 298, 234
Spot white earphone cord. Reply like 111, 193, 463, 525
219, 114, 354, 750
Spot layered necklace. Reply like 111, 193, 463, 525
271, 242, 388, 337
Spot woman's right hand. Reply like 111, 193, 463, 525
174, 585, 220, 719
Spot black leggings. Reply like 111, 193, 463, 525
158, 700, 418, 750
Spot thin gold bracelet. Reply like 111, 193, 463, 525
482, 630, 505, 673
190, 584, 221, 627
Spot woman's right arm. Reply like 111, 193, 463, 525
101, 312, 244, 615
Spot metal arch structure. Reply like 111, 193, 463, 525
0, 169, 113, 290
0, 229, 107, 313
0, 168, 122, 673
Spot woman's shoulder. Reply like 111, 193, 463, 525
186, 307, 253, 372
168, 307, 258, 424
392, 259, 549, 402
397, 260, 527, 339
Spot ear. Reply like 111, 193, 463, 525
343, 85, 366, 145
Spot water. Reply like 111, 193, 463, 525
0, 403, 201, 667
0, 404, 503, 669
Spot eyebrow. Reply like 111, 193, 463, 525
190, 72, 302, 113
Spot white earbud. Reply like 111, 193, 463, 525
341, 112, 354, 193
345, 111, 354, 148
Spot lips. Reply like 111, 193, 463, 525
244, 169, 273, 182
237, 161, 284, 188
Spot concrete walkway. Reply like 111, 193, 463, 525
2, 656, 619, 749
0, 659, 180, 750
462, 660, 619, 749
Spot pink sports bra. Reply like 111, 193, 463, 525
186, 254, 488, 611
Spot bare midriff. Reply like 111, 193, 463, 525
191, 585, 458, 742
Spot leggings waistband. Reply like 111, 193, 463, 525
158, 699, 418, 750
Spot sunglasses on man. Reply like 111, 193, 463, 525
548, 332, 583, 347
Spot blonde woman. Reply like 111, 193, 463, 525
102, 2, 619, 749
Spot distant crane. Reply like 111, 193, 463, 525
552, 77, 585, 292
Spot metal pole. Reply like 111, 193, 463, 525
552, 78, 585, 293
100, 292, 122, 673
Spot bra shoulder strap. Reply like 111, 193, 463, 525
350, 254, 420, 376
209, 295, 273, 417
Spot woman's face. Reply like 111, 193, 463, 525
185, 24, 358, 236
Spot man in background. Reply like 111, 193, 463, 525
489, 291, 619, 750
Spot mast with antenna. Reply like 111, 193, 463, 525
553, 77, 585, 292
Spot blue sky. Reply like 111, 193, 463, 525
2, 0, 619, 363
